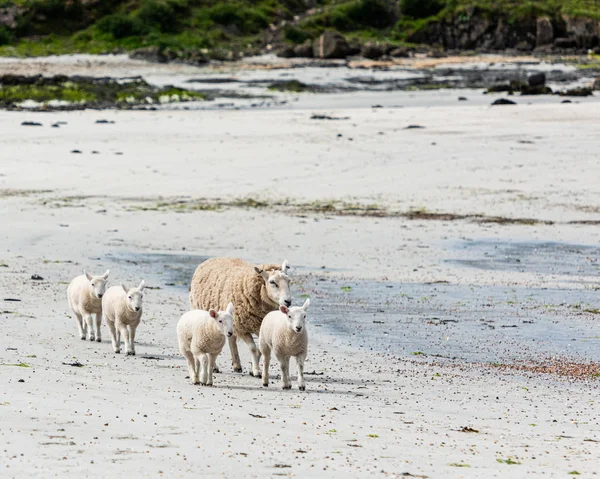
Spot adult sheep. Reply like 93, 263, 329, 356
190, 257, 292, 377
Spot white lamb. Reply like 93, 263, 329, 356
102, 280, 145, 355
259, 298, 310, 391
176, 302, 235, 386
67, 269, 110, 342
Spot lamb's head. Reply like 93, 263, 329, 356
254, 259, 292, 307
279, 298, 310, 334
84, 269, 110, 299
121, 280, 145, 313
209, 302, 235, 338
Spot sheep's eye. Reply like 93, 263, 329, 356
128, 296, 132, 300
219, 320, 223, 323
270, 281, 278, 287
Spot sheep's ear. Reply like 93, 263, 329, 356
282, 259, 290, 271
302, 298, 310, 311
138, 280, 145, 291
102, 269, 110, 279
209, 309, 218, 319
226, 302, 235, 315
84, 270, 92, 281
279, 305, 289, 314
121, 283, 128, 294
255, 267, 269, 281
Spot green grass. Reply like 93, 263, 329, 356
496, 458, 521, 465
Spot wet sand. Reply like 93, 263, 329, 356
1, 73, 600, 477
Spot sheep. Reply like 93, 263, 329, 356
176, 302, 235, 386
190, 257, 292, 377
67, 269, 110, 342
102, 280, 145, 355
259, 298, 310, 391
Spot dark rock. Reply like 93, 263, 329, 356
560, 87, 593, 97
18, 379, 24, 383
554, 37, 578, 49
492, 98, 517, 105
564, 15, 600, 48
527, 72, 546, 87
313, 31, 350, 59
129, 46, 167, 64
276, 45, 296, 58
510, 79, 527, 91
516, 40, 534, 51
361, 42, 385, 60
458, 97, 468, 101
561, 100, 572, 103
521, 85, 553, 95
71, 150, 82, 154
21, 121, 42, 126
389, 47, 410, 58
405, 125, 425, 129
536, 17, 554, 47
294, 40, 313, 58
95, 119, 115, 124
594, 78, 600, 91
31, 274, 43, 280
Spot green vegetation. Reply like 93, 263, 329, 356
0, 0, 600, 57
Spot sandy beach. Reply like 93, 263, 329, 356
1, 56, 600, 478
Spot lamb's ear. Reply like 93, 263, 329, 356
102, 269, 110, 279
302, 298, 310, 311
279, 305, 289, 314
84, 270, 92, 281
226, 302, 235, 315
282, 259, 290, 271
209, 309, 218, 319
138, 280, 145, 291
121, 283, 128, 294
254, 267, 269, 281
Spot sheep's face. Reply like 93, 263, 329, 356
210, 302, 235, 338
121, 280, 145, 313
85, 269, 110, 299
255, 260, 292, 307
280, 298, 310, 334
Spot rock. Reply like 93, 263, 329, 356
560, 87, 593, 97
31, 274, 44, 280
294, 40, 313, 58
129, 46, 167, 64
561, 100, 572, 103
0, 6, 22, 29
563, 15, 600, 48
554, 37, 578, 49
276, 45, 296, 58
389, 47, 410, 58
528, 72, 546, 87
536, 17, 554, 47
487, 84, 512, 93
21, 121, 42, 126
458, 97, 468, 101
313, 31, 350, 59
521, 85, 553, 95
593, 78, 600, 91
361, 42, 385, 60
516, 40, 534, 51
491, 98, 517, 106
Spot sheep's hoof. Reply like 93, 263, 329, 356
126, 351, 134, 356
96, 338, 101, 343
282, 384, 292, 390
299, 386, 306, 391
262, 382, 269, 387
233, 366, 243, 373
80, 336, 86, 341
249, 370, 262, 378
213, 366, 220, 374
114, 350, 120, 354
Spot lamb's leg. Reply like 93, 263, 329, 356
127, 325, 137, 356
117, 323, 130, 356
107, 319, 120, 353
228, 334, 242, 373
85, 315, 95, 341
278, 354, 291, 390
207, 354, 217, 386
296, 354, 306, 391
74, 313, 85, 340
199, 354, 208, 385
183, 351, 198, 384
195, 358, 200, 384
261, 346, 271, 387
94, 312, 102, 343
239, 333, 261, 378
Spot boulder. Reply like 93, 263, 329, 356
276, 45, 296, 58
361, 42, 385, 60
560, 87, 593, 97
491, 98, 517, 105
313, 31, 350, 59
536, 17, 554, 47
554, 37, 578, 49
594, 78, 600, 91
129, 46, 167, 64
294, 40, 313, 58
563, 15, 600, 48
527, 72, 546, 87
0, 6, 22, 29
521, 85, 553, 95
389, 47, 410, 58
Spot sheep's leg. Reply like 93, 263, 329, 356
84, 315, 95, 341
195, 357, 201, 384
228, 334, 242, 373
296, 354, 306, 391
183, 351, 198, 384
278, 354, 291, 390
261, 347, 271, 387
107, 319, 120, 353
127, 325, 137, 356
74, 313, 86, 340
240, 333, 261, 378
199, 354, 208, 385
94, 313, 102, 343
117, 323, 130, 356
207, 354, 217, 386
